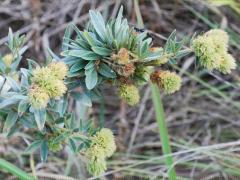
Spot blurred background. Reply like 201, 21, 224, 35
0, 0, 240, 179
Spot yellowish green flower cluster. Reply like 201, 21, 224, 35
29, 61, 68, 109
151, 70, 182, 94
134, 66, 152, 85
2, 54, 13, 67
48, 136, 63, 152
86, 128, 116, 176
118, 83, 140, 106
28, 85, 49, 109
193, 29, 236, 74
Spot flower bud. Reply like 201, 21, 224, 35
149, 47, 163, 53
116, 63, 135, 77
133, 66, 152, 85
112, 48, 129, 65
118, 83, 140, 106
3, 54, 13, 67
48, 137, 63, 152
151, 70, 182, 94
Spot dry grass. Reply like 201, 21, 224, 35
0, 0, 240, 179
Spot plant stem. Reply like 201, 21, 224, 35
151, 83, 176, 179
30, 154, 37, 179
133, 0, 177, 179
0, 158, 34, 180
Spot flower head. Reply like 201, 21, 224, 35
32, 66, 53, 86
31, 65, 67, 98
28, 85, 49, 109
193, 35, 221, 70
151, 70, 182, 94
192, 29, 235, 74
48, 79, 67, 98
48, 137, 63, 152
86, 128, 116, 176
92, 128, 116, 157
206, 29, 229, 51
87, 157, 107, 176
217, 53, 236, 74
118, 83, 140, 106
87, 128, 116, 158
48, 61, 68, 80
2, 54, 13, 67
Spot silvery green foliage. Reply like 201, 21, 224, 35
61, 6, 190, 106
0, 30, 94, 162
0, 6, 191, 162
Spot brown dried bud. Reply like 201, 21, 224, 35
116, 63, 135, 77
111, 48, 129, 65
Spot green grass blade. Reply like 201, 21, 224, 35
0, 158, 34, 180
133, 0, 177, 179
151, 83, 177, 180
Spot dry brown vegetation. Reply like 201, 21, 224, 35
0, 0, 240, 179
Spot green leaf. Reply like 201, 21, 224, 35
25, 140, 42, 153
40, 140, 48, 162
69, 138, 77, 152
85, 68, 98, 90
62, 23, 74, 51
0, 158, 34, 180
92, 46, 112, 56
70, 61, 86, 72
164, 30, 176, 52
84, 61, 95, 70
3, 112, 18, 134
140, 41, 149, 58
71, 92, 92, 106
18, 99, 29, 116
33, 108, 46, 131
6, 76, 20, 91
7, 28, 14, 50
115, 6, 123, 33
57, 96, 68, 117
98, 63, 116, 78
143, 50, 163, 61
82, 31, 95, 46
89, 10, 106, 41
62, 50, 99, 60
0, 98, 19, 109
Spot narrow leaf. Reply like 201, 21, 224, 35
3, 112, 18, 134
98, 63, 116, 78
40, 140, 48, 162
33, 108, 46, 131
85, 68, 98, 90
